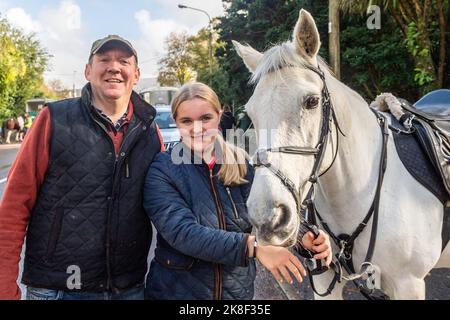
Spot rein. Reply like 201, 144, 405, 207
252, 64, 390, 300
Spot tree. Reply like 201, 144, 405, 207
0, 16, 49, 121
43, 79, 72, 99
340, 0, 449, 93
188, 25, 224, 85
157, 31, 195, 86
340, 12, 419, 101
0, 20, 26, 119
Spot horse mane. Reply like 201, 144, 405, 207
250, 42, 331, 84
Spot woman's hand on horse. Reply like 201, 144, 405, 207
248, 236, 306, 284
301, 230, 332, 267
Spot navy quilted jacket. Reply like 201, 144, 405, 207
143, 147, 256, 300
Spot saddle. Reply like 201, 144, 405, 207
400, 89, 450, 196
372, 90, 450, 251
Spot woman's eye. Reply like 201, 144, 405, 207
181, 120, 192, 124
304, 96, 320, 109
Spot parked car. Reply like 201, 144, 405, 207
154, 106, 180, 150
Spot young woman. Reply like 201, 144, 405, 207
143, 82, 331, 300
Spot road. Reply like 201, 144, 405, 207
0, 144, 20, 196
1, 143, 449, 300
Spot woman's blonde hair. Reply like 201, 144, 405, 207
172, 82, 248, 186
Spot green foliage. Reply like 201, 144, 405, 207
405, 21, 435, 88
214, 0, 329, 117
341, 0, 449, 94
188, 26, 225, 86
0, 16, 49, 122
340, 13, 419, 101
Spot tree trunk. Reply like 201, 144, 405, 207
329, 0, 341, 79
436, 0, 448, 88
416, 23, 436, 92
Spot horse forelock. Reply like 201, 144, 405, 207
250, 41, 331, 84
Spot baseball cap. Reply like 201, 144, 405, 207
88, 35, 138, 63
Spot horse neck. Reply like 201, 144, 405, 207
315, 74, 383, 228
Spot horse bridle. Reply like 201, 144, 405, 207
251, 64, 391, 300
252, 64, 338, 237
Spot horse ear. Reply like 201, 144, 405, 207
232, 40, 263, 73
293, 9, 321, 64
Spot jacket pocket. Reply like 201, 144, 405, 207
154, 248, 196, 271
45, 208, 65, 261
226, 187, 252, 233
226, 187, 240, 219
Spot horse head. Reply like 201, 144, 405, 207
233, 9, 334, 247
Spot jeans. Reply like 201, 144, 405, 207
26, 284, 144, 300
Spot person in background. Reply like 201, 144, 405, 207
17, 114, 25, 142
220, 104, 235, 141
22, 113, 32, 138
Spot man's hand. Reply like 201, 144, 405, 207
301, 230, 332, 267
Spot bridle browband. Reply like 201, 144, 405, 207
251, 64, 390, 300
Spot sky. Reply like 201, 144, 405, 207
0, 0, 225, 88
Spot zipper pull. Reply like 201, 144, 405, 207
209, 168, 213, 178
125, 158, 130, 178
226, 187, 240, 219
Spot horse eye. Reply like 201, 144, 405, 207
304, 96, 320, 109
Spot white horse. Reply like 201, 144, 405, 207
233, 9, 450, 300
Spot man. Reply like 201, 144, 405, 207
0, 35, 164, 300
4, 118, 18, 144
22, 113, 32, 139
17, 114, 24, 142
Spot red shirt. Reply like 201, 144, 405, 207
0, 104, 164, 299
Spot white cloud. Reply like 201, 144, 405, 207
62, 0, 81, 30
40, 0, 82, 40
3, 1, 86, 88
133, 1, 224, 80
5, 7, 42, 34
0, 0, 11, 13
1, 1, 226, 88
133, 9, 190, 78
37, 1, 87, 88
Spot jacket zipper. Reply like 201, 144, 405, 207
207, 167, 225, 300
92, 117, 117, 292
226, 187, 240, 219
92, 115, 142, 292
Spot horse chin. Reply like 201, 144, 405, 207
279, 236, 297, 248
255, 227, 298, 248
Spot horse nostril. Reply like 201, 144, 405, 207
271, 204, 291, 232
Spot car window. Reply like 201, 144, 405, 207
155, 111, 177, 129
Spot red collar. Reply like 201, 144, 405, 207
207, 155, 216, 170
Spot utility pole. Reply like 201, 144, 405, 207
72, 71, 77, 98
329, 0, 341, 79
